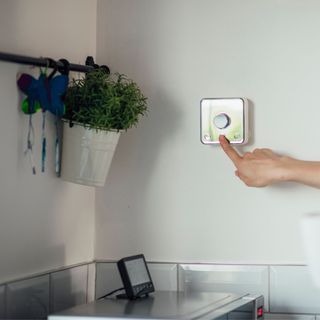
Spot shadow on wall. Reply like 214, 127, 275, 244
50, 268, 87, 314
3, 261, 89, 319
95, 88, 183, 224
3, 245, 65, 319
6, 275, 50, 319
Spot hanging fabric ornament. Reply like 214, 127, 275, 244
40, 58, 69, 175
46, 59, 69, 117
17, 64, 50, 173
17, 73, 42, 114
53, 59, 69, 175
39, 65, 50, 173
17, 72, 42, 175
17, 58, 69, 175
24, 115, 36, 175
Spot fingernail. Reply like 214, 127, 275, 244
219, 135, 230, 144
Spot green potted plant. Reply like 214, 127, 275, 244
61, 69, 147, 187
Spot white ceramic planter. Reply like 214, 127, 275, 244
61, 122, 121, 187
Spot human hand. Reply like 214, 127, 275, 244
218, 135, 290, 187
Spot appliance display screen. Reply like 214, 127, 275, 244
125, 258, 150, 286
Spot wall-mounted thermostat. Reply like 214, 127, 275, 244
200, 98, 249, 145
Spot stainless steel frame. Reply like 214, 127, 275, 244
49, 290, 264, 320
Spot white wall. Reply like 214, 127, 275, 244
0, 0, 96, 283
95, 0, 320, 264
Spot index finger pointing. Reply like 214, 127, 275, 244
219, 135, 242, 166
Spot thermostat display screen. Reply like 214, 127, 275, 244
125, 258, 150, 286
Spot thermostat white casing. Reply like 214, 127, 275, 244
200, 98, 249, 145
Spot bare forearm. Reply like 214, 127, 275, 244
219, 135, 320, 189
284, 158, 320, 188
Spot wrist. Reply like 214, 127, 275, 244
278, 156, 301, 182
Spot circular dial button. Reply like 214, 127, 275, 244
213, 113, 231, 129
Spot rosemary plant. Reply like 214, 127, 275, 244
63, 69, 147, 131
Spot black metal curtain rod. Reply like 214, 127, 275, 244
0, 51, 108, 74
